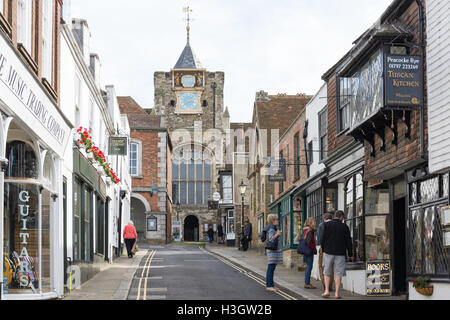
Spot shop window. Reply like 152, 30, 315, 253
6, 141, 38, 179
407, 172, 450, 278
308, 188, 322, 229
344, 173, 365, 263
73, 180, 93, 262
325, 188, 337, 213
365, 187, 390, 261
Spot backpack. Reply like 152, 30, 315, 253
260, 225, 270, 242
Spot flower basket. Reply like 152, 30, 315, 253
415, 286, 433, 296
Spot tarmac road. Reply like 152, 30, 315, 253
127, 244, 305, 300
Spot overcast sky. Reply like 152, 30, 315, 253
71, 0, 393, 123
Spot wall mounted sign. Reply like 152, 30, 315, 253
172, 221, 182, 241
441, 206, 450, 226
108, 136, 128, 155
147, 216, 157, 231
208, 200, 218, 210
443, 229, 450, 249
366, 261, 391, 296
384, 55, 423, 107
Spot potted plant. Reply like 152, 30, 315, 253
413, 276, 433, 296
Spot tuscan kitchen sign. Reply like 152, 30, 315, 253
384, 55, 423, 107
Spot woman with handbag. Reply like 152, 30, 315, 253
265, 214, 283, 292
300, 218, 317, 289
123, 221, 138, 258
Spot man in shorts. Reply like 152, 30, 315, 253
320, 210, 353, 299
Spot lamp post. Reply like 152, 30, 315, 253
238, 179, 247, 250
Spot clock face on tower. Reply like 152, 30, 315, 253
178, 91, 200, 113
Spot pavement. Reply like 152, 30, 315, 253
61, 242, 407, 300
62, 249, 147, 300
204, 242, 407, 301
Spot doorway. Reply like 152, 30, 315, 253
184, 215, 199, 242
393, 197, 407, 295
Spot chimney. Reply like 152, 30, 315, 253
90, 53, 101, 88
72, 18, 91, 65
255, 90, 270, 102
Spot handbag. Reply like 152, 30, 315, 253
131, 241, 138, 254
297, 231, 313, 256
265, 226, 279, 250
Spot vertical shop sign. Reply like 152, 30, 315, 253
18, 190, 34, 290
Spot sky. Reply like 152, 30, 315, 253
70, 0, 393, 123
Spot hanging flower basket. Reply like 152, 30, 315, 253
413, 276, 433, 296
415, 286, 433, 296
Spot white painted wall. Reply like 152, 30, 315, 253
306, 83, 327, 177
426, 0, 450, 174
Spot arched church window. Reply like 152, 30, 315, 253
172, 146, 212, 205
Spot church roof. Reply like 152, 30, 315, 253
174, 43, 203, 69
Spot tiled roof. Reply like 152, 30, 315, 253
117, 96, 147, 115
255, 94, 312, 136
127, 114, 162, 129
174, 43, 203, 69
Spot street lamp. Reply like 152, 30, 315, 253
239, 179, 247, 250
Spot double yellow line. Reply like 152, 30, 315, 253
136, 249, 156, 300
200, 247, 297, 300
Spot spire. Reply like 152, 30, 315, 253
223, 106, 230, 118
183, 6, 192, 44
174, 6, 202, 69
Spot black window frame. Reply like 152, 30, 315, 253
318, 106, 328, 161
337, 76, 351, 133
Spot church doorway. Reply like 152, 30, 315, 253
184, 215, 199, 242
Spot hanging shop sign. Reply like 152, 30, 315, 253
384, 55, 423, 107
0, 36, 69, 156
268, 158, 286, 182
108, 136, 128, 155
366, 261, 391, 296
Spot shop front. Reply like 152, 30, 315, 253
0, 30, 71, 299
406, 166, 450, 299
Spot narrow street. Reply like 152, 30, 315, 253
127, 245, 304, 300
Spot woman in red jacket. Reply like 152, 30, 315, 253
303, 218, 317, 289
123, 221, 138, 258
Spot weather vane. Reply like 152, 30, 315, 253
183, 6, 194, 43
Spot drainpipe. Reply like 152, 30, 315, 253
415, 0, 425, 159
302, 120, 309, 178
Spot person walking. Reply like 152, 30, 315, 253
123, 221, 138, 258
207, 225, 214, 243
265, 214, 282, 292
317, 213, 334, 290
320, 210, 353, 299
217, 223, 224, 244
303, 218, 318, 289
242, 219, 252, 251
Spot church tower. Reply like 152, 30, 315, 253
154, 8, 226, 242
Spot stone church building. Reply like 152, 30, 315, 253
153, 25, 230, 241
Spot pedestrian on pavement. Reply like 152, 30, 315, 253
303, 218, 317, 289
320, 210, 353, 299
217, 223, 224, 244
317, 213, 334, 290
123, 221, 138, 258
242, 219, 252, 251
265, 214, 282, 292
207, 225, 214, 243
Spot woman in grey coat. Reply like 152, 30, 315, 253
265, 214, 283, 292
